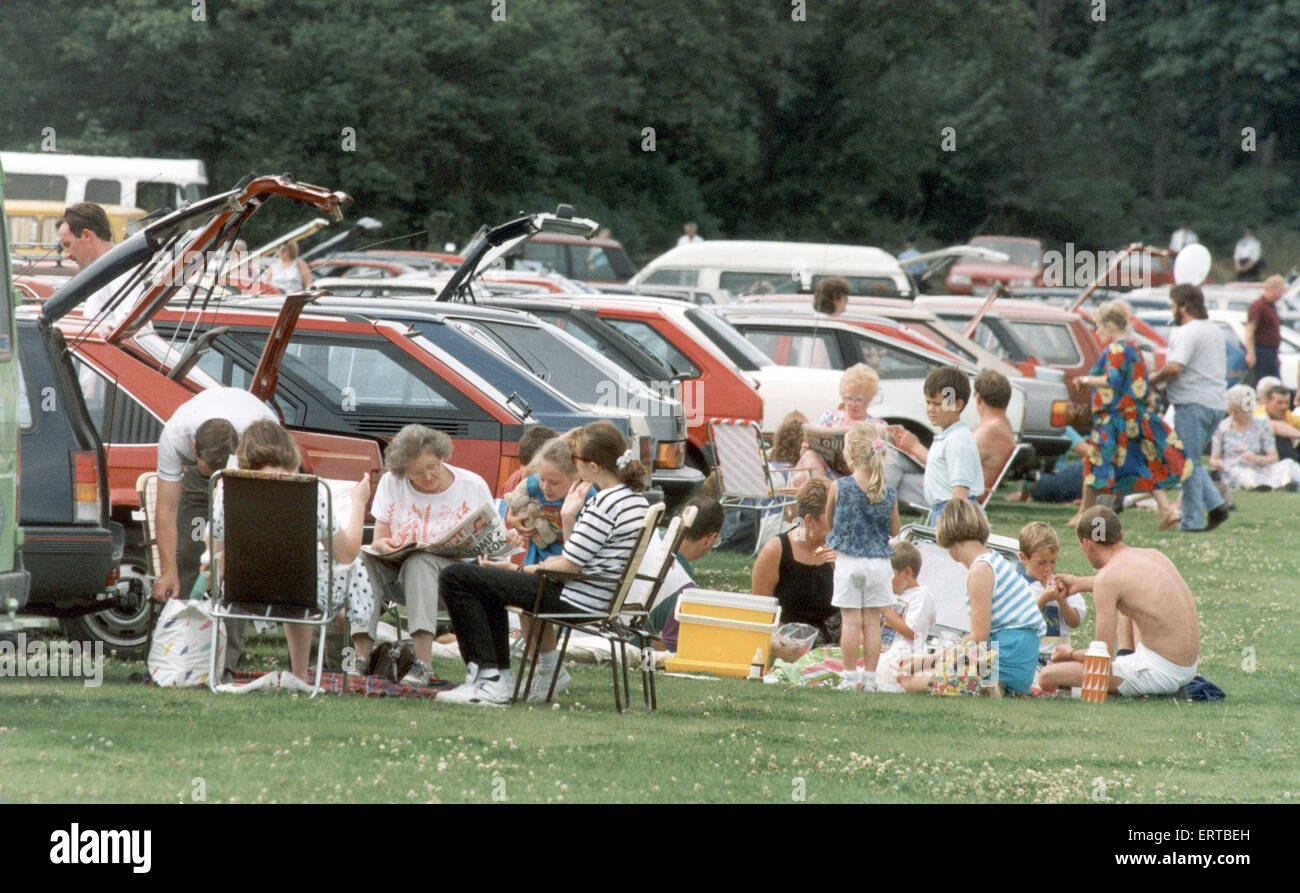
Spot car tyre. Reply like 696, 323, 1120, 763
61, 548, 153, 660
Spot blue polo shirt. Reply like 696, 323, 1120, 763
923, 420, 984, 506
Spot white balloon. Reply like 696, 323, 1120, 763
1173, 243, 1211, 285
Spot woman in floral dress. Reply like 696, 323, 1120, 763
1070, 301, 1186, 529
1210, 384, 1300, 490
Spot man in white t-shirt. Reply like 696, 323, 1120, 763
57, 203, 145, 326
1148, 284, 1229, 532
1233, 227, 1263, 281
1168, 223, 1198, 255
676, 221, 703, 248
151, 388, 278, 677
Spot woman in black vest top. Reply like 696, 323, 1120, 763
752, 478, 839, 645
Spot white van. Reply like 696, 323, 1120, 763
0, 151, 206, 211
630, 240, 913, 303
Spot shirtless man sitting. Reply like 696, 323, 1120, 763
971, 370, 1017, 493
1037, 506, 1200, 697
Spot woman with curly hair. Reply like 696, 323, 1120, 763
1070, 300, 1186, 528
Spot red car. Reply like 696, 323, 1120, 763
559, 296, 763, 465
917, 296, 1102, 403
946, 236, 1044, 295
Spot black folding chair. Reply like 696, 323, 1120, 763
206, 469, 334, 697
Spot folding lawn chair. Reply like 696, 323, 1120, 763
206, 469, 335, 698
513, 501, 666, 712
708, 418, 796, 556
977, 442, 1035, 508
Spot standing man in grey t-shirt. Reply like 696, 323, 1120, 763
1149, 284, 1228, 532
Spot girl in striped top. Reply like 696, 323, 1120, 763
438, 421, 650, 706
898, 498, 1045, 695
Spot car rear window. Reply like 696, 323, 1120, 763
741, 328, 842, 369
809, 274, 903, 298
279, 339, 455, 412
1004, 321, 1082, 366
602, 318, 701, 379
641, 268, 699, 287
719, 271, 799, 297
567, 245, 635, 280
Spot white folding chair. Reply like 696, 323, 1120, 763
707, 418, 797, 555
978, 442, 1035, 508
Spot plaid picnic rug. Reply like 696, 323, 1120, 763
230, 669, 454, 698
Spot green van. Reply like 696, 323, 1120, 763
0, 159, 31, 630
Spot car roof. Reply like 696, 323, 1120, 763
917, 295, 1081, 320
636, 240, 901, 271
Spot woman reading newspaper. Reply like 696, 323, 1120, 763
355, 424, 518, 687
437, 421, 650, 706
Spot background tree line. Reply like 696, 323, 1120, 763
5, 0, 1300, 267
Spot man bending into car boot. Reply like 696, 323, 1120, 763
151, 387, 278, 682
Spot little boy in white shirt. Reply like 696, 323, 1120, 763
876, 541, 936, 692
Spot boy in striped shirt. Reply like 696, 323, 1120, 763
897, 499, 1045, 695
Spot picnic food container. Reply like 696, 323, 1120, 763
665, 590, 781, 678
1081, 640, 1111, 703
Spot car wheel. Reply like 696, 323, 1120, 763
62, 549, 153, 660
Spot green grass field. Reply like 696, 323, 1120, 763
2, 493, 1296, 804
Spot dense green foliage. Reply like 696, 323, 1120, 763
6, 1, 1300, 262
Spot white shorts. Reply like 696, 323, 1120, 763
1113, 644, 1198, 697
832, 556, 894, 609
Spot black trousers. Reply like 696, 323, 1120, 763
440, 563, 568, 670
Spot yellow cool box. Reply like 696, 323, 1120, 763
663, 590, 782, 678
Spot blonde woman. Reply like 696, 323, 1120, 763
1070, 300, 1185, 528
799, 363, 882, 478
825, 420, 901, 691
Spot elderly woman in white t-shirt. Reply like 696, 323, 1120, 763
354, 424, 495, 686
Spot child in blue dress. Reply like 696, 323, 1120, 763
825, 420, 901, 691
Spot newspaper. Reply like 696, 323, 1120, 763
801, 424, 851, 476
361, 502, 511, 564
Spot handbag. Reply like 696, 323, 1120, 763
147, 598, 227, 687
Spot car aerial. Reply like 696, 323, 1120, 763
719, 298, 1067, 462
710, 307, 1027, 447
34, 175, 390, 655
629, 240, 914, 304
945, 235, 1044, 295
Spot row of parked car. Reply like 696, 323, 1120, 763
20, 174, 1188, 660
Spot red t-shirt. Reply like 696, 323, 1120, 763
1247, 297, 1281, 348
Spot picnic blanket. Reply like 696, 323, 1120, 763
766, 646, 849, 687
225, 668, 453, 698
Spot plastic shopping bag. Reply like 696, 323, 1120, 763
147, 598, 227, 687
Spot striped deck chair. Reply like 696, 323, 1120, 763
707, 418, 797, 555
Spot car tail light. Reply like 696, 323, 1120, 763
105, 567, 120, 587
640, 437, 653, 465
496, 453, 517, 496
654, 441, 686, 469
1050, 401, 1069, 428
71, 451, 100, 524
